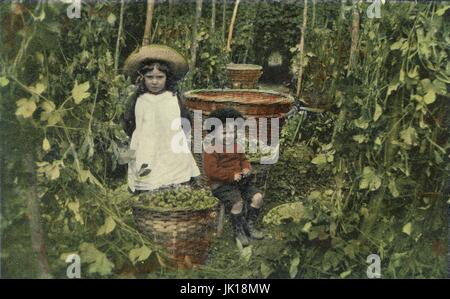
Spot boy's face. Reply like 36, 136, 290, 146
219, 123, 238, 146
144, 68, 167, 94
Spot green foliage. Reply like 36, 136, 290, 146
139, 186, 218, 210
1, 1, 447, 279
258, 2, 448, 279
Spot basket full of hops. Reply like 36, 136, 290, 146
132, 186, 219, 269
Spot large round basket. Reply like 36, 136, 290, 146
184, 89, 293, 144
132, 203, 219, 269
184, 89, 293, 118
226, 64, 263, 89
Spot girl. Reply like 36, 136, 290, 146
123, 45, 200, 193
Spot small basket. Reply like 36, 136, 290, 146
301, 92, 333, 111
132, 202, 219, 269
226, 64, 263, 89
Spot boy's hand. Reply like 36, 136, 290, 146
242, 168, 251, 177
233, 173, 242, 181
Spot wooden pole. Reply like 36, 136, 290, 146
189, 0, 203, 71
296, 0, 308, 98
312, 0, 316, 28
114, 0, 125, 74
142, 0, 155, 46
222, 0, 227, 42
226, 0, 240, 53
348, 0, 360, 75
211, 0, 216, 35
26, 151, 52, 278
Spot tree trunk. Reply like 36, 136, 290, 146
25, 151, 52, 278
189, 0, 203, 71
347, 1, 360, 75
226, 0, 240, 53
114, 0, 125, 75
312, 0, 316, 28
211, 0, 216, 35
295, 0, 308, 98
222, 0, 227, 42
142, 0, 155, 46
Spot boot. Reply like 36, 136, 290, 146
245, 206, 264, 240
230, 213, 250, 247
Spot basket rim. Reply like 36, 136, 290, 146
183, 89, 294, 104
132, 201, 219, 215
226, 63, 263, 71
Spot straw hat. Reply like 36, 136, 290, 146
124, 44, 189, 82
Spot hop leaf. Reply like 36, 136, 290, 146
36, 160, 62, 180
15, 98, 37, 118
340, 270, 352, 279
436, 5, 450, 16
373, 103, 383, 121
400, 127, 418, 146
96, 216, 116, 236
289, 256, 300, 278
40, 100, 55, 113
260, 262, 273, 278
240, 245, 253, 263
72, 81, 90, 104
107, 13, 116, 24
42, 138, 51, 152
129, 246, 152, 265
402, 222, 412, 236
79, 242, 114, 276
311, 154, 327, 165
388, 179, 400, 198
0, 76, 9, 87
359, 167, 381, 191
29, 82, 46, 95
67, 198, 84, 224
40, 101, 62, 126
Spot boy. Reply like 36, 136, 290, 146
203, 108, 264, 246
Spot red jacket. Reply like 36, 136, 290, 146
202, 143, 251, 186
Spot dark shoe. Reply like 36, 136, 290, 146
245, 206, 264, 240
230, 213, 250, 247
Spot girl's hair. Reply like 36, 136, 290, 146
123, 61, 191, 137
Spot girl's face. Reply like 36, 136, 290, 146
144, 68, 167, 94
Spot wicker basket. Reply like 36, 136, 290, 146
301, 92, 333, 112
132, 202, 219, 269
184, 89, 293, 143
184, 89, 293, 118
226, 64, 263, 89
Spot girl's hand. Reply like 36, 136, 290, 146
138, 164, 152, 177
234, 173, 242, 181
242, 168, 251, 176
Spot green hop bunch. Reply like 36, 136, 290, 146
140, 186, 218, 211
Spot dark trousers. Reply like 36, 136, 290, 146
211, 180, 261, 214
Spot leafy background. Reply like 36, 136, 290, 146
0, 0, 448, 278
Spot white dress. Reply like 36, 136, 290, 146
127, 91, 200, 192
